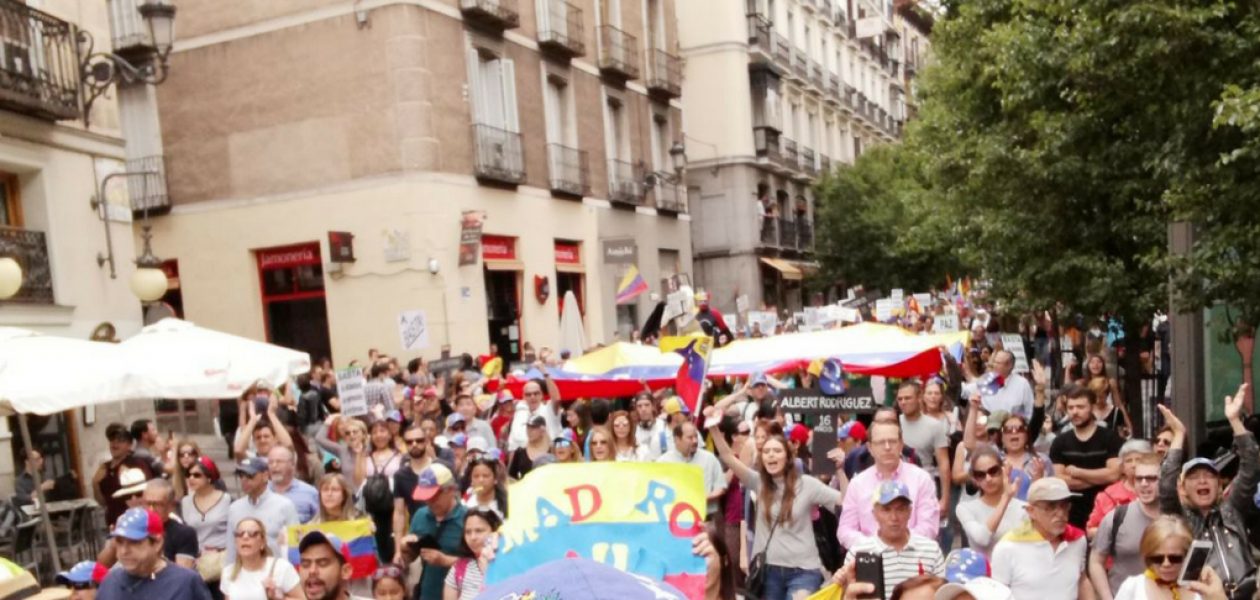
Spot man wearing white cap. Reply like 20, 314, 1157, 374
990, 477, 1090, 600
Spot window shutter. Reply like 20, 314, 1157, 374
465, 46, 484, 124
537, 0, 552, 39
501, 58, 519, 133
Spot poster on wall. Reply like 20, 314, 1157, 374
397, 310, 429, 352
458, 210, 486, 266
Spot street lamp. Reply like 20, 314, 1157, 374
130, 225, 167, 303
0, 256, 21, 300
669, 141, 687, 176
78, 0, 178, 127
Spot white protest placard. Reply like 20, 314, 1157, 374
735, 294, 750, 314
837, 306, 862, 324
336, 367, 368, 417
397, 310, 430, 352
934, 314, 959, 333
891, 289, 905, 302
663, 289, 687, 323
913, 293, 932, 310
875, 299, 898, 322
748, 310, 778, 335
999, 334, 1030, 374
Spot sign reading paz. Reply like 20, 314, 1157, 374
397, 310, 429, 352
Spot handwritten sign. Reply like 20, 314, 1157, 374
397, 310, 429, 351
1000, 334, 1030, 374
336, 367, 368, 417
933, 314, 959, 333
487, 463, 708, 599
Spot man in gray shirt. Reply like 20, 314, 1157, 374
225, 457, 299, 562
1088, 453, 1161, 599
896, 381, 950, 514
657, 422, 727, 516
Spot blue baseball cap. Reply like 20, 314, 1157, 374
55, 561, 108, 586
411, 463, 455, 502
450, 433, 468, 448
299, 530, 348, 563
874, 481, 912, 506
235, 456, 269, 476
750, 372, 769, 387
111, 507, 164, 541
1181, 457, 1219, 478
944, 548, 989, 584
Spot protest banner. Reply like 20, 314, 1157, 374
285, 518, 377, 579
336, 366, 368, 417
773, 388, 877, 476
999, 333, 1030, 374
486, 462, 708, 600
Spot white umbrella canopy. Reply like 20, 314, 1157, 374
117, 318, 311, 399
0, 327, 153, 417
558, 290, 587, 358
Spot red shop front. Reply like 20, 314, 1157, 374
256, 242, 333, 363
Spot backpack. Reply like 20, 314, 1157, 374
361, 473, 393, 517
454, 558, 471, 589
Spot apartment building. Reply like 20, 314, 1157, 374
679, 0, 929, 316
146, 0, 690, 364
0, 0, 159, 499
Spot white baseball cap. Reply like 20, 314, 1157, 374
467, 437, 490, 454
935, 578, 1014, 600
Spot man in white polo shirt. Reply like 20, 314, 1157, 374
991, 477, 1091, 600
837, 480, 945, 600
963, 350, 1035, 419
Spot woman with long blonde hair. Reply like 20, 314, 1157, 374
586, 426, 615, 462
609, 410, 647, 461
311, 473, 361, 524
220, 518, 302, 599
1112, 516, 1205, 600
316, 415, 369, 486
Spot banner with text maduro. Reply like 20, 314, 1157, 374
285, 518, 378, 579
485, 462, 708, 599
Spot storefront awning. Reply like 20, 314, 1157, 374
759, 257, 802, 281
484, 259, 525, 271
792, 261, 821, 277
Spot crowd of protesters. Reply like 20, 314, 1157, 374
10, 312, 1260, 600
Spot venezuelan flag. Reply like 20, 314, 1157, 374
660, 334, 713, 414
615, 265, 649, 304
286, 518, 379, 580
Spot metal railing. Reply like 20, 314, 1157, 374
792, 48, 809, 79
647, 49, 681, 98
799, 220, 814, 249
607, 159, 643, 205
753, 126, 782, 164
0, 226, 52, 304
654, 181, 686, 213
0, 0, 81, 121
779, 217, 797, 249
127, 155, 169, 213
546, 143, 589, 196
772, 31, 791, 67
827, 73, 841, 98
809, 60, 824, 89
782, 137, 798, 167
536, 0, 585, 56
760, 217, 778, 246
801, 146, 817, 175
460, 0, 521, 29
747, 13, 772, 57
471, 123, 525, 184
599, 25, 640, 80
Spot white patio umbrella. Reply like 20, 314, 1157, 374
558, 290, 587, 358
117, 317, 311, 399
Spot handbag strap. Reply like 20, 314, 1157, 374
762, 504, 783, 548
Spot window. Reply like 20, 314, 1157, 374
466, 46, 519, 133
606, 95, 629, 162
651, 112, 670, 173
544, 74, 574, 145
600, 0, 621, 27
0, 172, 20, 227
647, 0, 664, 49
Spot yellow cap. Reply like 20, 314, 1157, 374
663, 396, 685, 415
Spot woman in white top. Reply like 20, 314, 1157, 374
220, 518, 302, 600
443, 509, 503, 600
1114, 516, 1202, 600
610, 411, 647, 461
181, 456, 231, 584
956, 446, 1026, 557
461, 458, 507, 519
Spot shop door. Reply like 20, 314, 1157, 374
484, 269, 521, 361
257, 243, 333, 363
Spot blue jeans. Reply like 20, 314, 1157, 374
763, 565, 824, 600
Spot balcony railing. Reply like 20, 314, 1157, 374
779, 218, 797, 249
536, 0, 585, 58
801, 146, 817, 175
127, 155, 170, 214
599, 25, 640, 80
799, 220, 814, 249
809, 60, 824, 89
654, 181, 686, 213
782, 137, 798, 167
460, 0, 521, 31
827, 73, 841, 99
792, 49, 809, 80
772, 31, 791, 67
546, 143, 589, 197
747, 13, 772, 59
107, 0, 152, 52
607, 159, 644, 205
646, 49, 681, 98
0, 0, 81, 121
471, 124, 525, 184
753, 126, 782, 164
760, 217, 778, 246
0, 226, 52, 304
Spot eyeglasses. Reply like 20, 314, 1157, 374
187, 472, 206, 480
1155, 438, 1172, 446
405, 438, 427, 446
1146, 554, 1185, 566
972, 465, 1003, 481
235, 530, 263, 539
1002, 425, 1027, 434
555, 440, 573, 448
870, 439, 899, 449
1134, 475, 1159, 484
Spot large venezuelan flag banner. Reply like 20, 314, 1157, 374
286, 518, 378, 579
485, 462, 708, 600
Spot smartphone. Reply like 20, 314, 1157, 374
854, 551, 885, 600
1178, 540, 1212, 585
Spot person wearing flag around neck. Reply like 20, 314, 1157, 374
990, 477, 1092, 600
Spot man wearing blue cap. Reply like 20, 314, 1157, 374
225, 456, 299, 564
401, 463, 466, 600
96, 507, 212, 600
836, 481, 945, 599
55, 560, 108, 600
1157, 384, 1257, 600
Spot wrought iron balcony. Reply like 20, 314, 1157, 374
599, 25, 640, 81
0, 0, 81, 121
801, 146, 817, 176
753, 126, 782, 164
772, 31, 791, 69
782, 137, 798, 168
905, 57, 918, 77
779, 217, 797, 249
750, 70, 783, 131
607, 159, 644, 205
653, 181, 686, 213
647, 49, 681, 99
760, 216, 778, 246
546, 143, 589, 197
827, 73, 841, 101
809, 60, 824, 90
0, 226, 53, 304
747, 13, 772, 62
471, 123, 525, 184
460, 0, 520, 31
843, 84, 857, 112
792, 49, 809, 80
799, 220, 814, 249
536, 0, 585, 58
127, 155, 170, 214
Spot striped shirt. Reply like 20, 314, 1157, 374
443, 559, 485, 600
841, 534, 946, 600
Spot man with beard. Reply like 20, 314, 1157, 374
1049, 383, 1122, 528
1158, 384, 1257, 600
990, 478, 1090, 600
298, 531, 371, 600
391, 423, 446, 565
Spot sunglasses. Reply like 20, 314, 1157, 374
972, 465, 1003, 480
1146, 554, 1185, 566
1155, 438, 1172, 446
235, 530, 263, 539
1002, 425, 1027, 434
1135, 475, 1159, 484
555, 440, 573, 448
405, 438, 427, 446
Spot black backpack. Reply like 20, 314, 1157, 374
361, 473, 393, 517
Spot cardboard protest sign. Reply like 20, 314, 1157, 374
286, 519, 377, 579
774, 389, 877, 476
933, 314, 959, 333
486, 462, 708, 599
335, 367, 368, 417
999, 334, 1030, 374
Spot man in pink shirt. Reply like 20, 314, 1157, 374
837, 418, 940, 550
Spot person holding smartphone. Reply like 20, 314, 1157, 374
1112, 516, 1205, 600
835, 481, 946, 600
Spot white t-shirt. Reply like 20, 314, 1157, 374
220, 557, 301, 600
1114, 575, 1202, 600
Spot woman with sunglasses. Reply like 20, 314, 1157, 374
180, 456, 231, 597
956, 446, 1026, 557
552, 429, 581, 463
443, 509, 503, 600
461, 458, 507, 519
1113, 516, 1205, 600
587, 426, 615, 462
997, 413, 1054, 501
609, 411, 647, 461
507, 416, 551, 480
171, 439, 202, 499
220, 518, 302, 600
